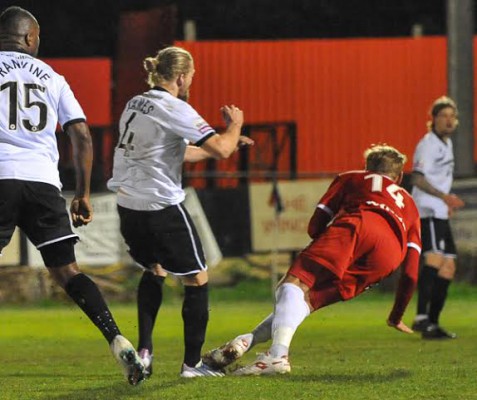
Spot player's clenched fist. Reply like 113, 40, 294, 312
70, 196, 93, 227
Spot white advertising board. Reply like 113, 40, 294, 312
249, 179, 333, 252
27, 193, 122, 268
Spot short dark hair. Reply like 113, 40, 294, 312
430, 96, 457, 117
427, 96, 458, 131
0, 6, 36, 34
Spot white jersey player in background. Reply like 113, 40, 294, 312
108, 46, 253, 378
0, 6, 145, 385
411, 96, 464, 339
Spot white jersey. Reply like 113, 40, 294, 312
411, 131, 454, 219
107, 88, 216, 210
0, 51, 86, 189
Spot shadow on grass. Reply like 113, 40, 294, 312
223, 368, 411, 384
23, 377, 190, 400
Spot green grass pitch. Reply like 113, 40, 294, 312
1, 285, 476, 400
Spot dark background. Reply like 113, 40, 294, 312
0, 0, 448, 57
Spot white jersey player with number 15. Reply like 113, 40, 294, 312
0, 51, 85, 189
0, 6, 146, 385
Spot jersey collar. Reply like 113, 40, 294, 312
431, 131, 449, 145
151, 86, 170, 93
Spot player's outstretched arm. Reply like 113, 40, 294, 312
386, 246, 419, 333
184, 145, 215, 162
200, 105, 244, 159
185, 134, 254, 163
66, 121, 94, 227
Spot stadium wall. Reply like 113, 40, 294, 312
176, 36, 477, 173
43, 38, 476, 178
45, 58, 112, 126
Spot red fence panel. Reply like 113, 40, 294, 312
176, 37, 470, 173
45, 58, 112, 126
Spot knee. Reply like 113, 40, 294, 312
438, 259, 456, 280
424, 252, 445, 268
181, 270, 208, 286
48, 263, 80, 288
149, 263, 168, 277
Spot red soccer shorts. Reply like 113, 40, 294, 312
288, 211, 403, 310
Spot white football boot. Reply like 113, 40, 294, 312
138, 348, 153, 378
110, 335, 146, 385
233, 352, 291, 376
202, 335, 252, 369
180, 360, 225, 378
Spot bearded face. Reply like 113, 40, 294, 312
178, 67, 195, 102
178, 90, 190, 102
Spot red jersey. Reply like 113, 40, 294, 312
308, 170, 421, 258
295, 170, 422, 321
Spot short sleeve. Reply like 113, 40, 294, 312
412, 140, 433, 175
165, 100, 216, 145
317, 174, 346, 215
57, 76, 86, 129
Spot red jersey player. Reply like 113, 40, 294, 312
202, 144, 422, 375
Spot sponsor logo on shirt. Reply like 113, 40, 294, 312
195, 119, 212, 135
365, 200, 407, 231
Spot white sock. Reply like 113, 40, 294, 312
270, 283, 310, 358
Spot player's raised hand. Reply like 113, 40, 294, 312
387, 319, 414, 334
221, 105, 244, 127
70, 196, 93, 227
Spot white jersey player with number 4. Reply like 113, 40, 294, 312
0, 51, 86, 189
108, 46, 253, 379
107, 87, 216, 210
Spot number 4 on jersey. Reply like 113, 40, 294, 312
117, 112, 136, 156
365, 173, 405, 208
